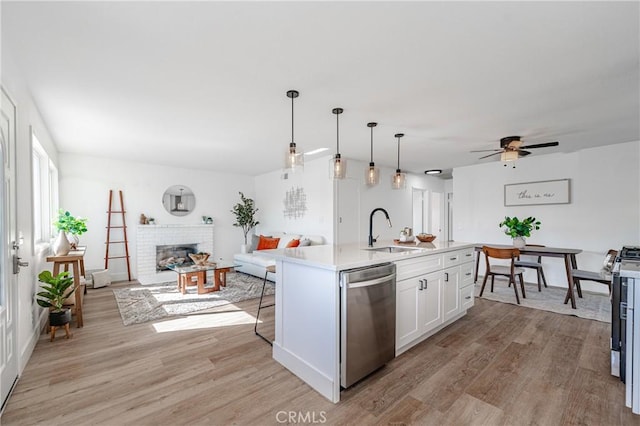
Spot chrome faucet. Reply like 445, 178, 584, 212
368, 208, 392, 247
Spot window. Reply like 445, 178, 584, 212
31, 131, 58, 244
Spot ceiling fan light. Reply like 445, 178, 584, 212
501, 151, 518, 162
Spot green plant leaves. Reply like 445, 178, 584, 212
499, 216, 541, 238
231, 192, 260, 244
53, 209, 88, 235
37, 270, 75, 311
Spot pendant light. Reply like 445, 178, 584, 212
391, 133, 406, 189
285, 90, 303, 171
365, 122, 380, 186
330, 107, 346, 179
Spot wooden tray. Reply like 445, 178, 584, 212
393, 239, 417, 245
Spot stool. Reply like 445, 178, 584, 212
254, 265, 276, 345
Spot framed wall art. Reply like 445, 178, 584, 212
504, 179, 570, 206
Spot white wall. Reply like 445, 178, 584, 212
2, 45, 60, 372
453, 141, 640, 292
59, 153, 255, 280
253, 156, 334, 242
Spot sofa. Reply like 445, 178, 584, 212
233, 232, 325, 280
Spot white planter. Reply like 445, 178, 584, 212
513, 236, 526, 249
52, 231, 71, 256
240, 244, 248, 254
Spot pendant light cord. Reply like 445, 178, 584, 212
336, 113, 340, 153
370, 127, 374, 162
291, 95, 294, 145
397, 137, 401, 170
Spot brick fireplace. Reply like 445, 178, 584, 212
137, 224, 214, 284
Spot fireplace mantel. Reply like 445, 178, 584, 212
137, 224, 214, 284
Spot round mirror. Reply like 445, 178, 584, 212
162, 185, 196, 216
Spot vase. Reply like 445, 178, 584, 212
240, 244, 248, 254
49, 309, 71, 326
66, 233, 79, 250
52, 231, 71, 256
513, 236, 526, 249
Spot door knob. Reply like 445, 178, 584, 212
13, 255, 29, 274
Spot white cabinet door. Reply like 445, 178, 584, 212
420, 270, 443, 333
396, 277, 422, 349
443, 266, 460, 322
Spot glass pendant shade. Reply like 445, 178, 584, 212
331, 154, 347, 179
286, 143, 304, 170
285, 90, 303, 172
391, 170, 406, 189
365, 163, 380, 186
331, 108, 346, 179
391, 133, 406, 190
365, 122, 379, 186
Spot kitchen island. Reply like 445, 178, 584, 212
261, 240, 476, 403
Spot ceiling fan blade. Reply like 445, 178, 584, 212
518, 150, 532, 157
478, 152, 503, 160
470, 149, 503, 153
519, 141, 559, 149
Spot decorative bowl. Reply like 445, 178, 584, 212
416, 234, 436, 243
188, 253, 210, 266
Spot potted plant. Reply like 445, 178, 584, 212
231, 192, 259, 253
53, 210, 88, 254
499, 216, 541, 248
36, 270, 74, 329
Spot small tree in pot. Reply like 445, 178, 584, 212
231, 192, 259, 252
37, 270, 74, 329
53, 209, 88, 250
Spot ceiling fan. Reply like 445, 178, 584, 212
471, 136, 559, 161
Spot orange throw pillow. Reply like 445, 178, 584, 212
257, 235, 280, 250
286, 239, 300, 248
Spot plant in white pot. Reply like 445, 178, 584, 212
231, 192, 259, 253
36, 270, 74, 333
499, 216, 541, 248
52, 210, 88, 255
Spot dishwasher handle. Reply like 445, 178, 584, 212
347, 273, 396, 289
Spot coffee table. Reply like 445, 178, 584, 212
167, 260, 238, 295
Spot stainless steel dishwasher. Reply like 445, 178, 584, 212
340, 262, 396, 388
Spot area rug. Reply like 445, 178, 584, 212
474, 279, 610, 323
113, 272, 273, 325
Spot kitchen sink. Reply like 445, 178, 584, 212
365, 246, 421, 253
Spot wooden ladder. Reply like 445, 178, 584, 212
105, 189, 132, 281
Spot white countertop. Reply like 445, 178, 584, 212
259, 240, 475, 272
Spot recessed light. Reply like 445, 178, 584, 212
424, 169, 442, 175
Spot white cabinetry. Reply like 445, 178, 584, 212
395, 247, 475, 354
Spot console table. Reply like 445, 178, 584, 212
46, 247, 86, 327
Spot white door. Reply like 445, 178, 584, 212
1, 87, 19, 410
430, 191, 443, 240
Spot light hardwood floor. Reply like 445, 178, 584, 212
2, 278, 637, 425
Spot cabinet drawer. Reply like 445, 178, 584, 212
459, 248, 475, 264
460, 284, 475, 311
460, 263, 474, 287
395, 254, 443, 281
443, 251, 462, 268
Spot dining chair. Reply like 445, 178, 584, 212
480, 246, 526, 304
514, 244, 548, 292
571, 249, 618, 296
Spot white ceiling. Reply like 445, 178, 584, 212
2, 1, 639, 177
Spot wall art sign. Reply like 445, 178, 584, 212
504, 179, 570, 206
283, 186, 307, 219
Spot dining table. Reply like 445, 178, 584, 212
473, 244, 583, 309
